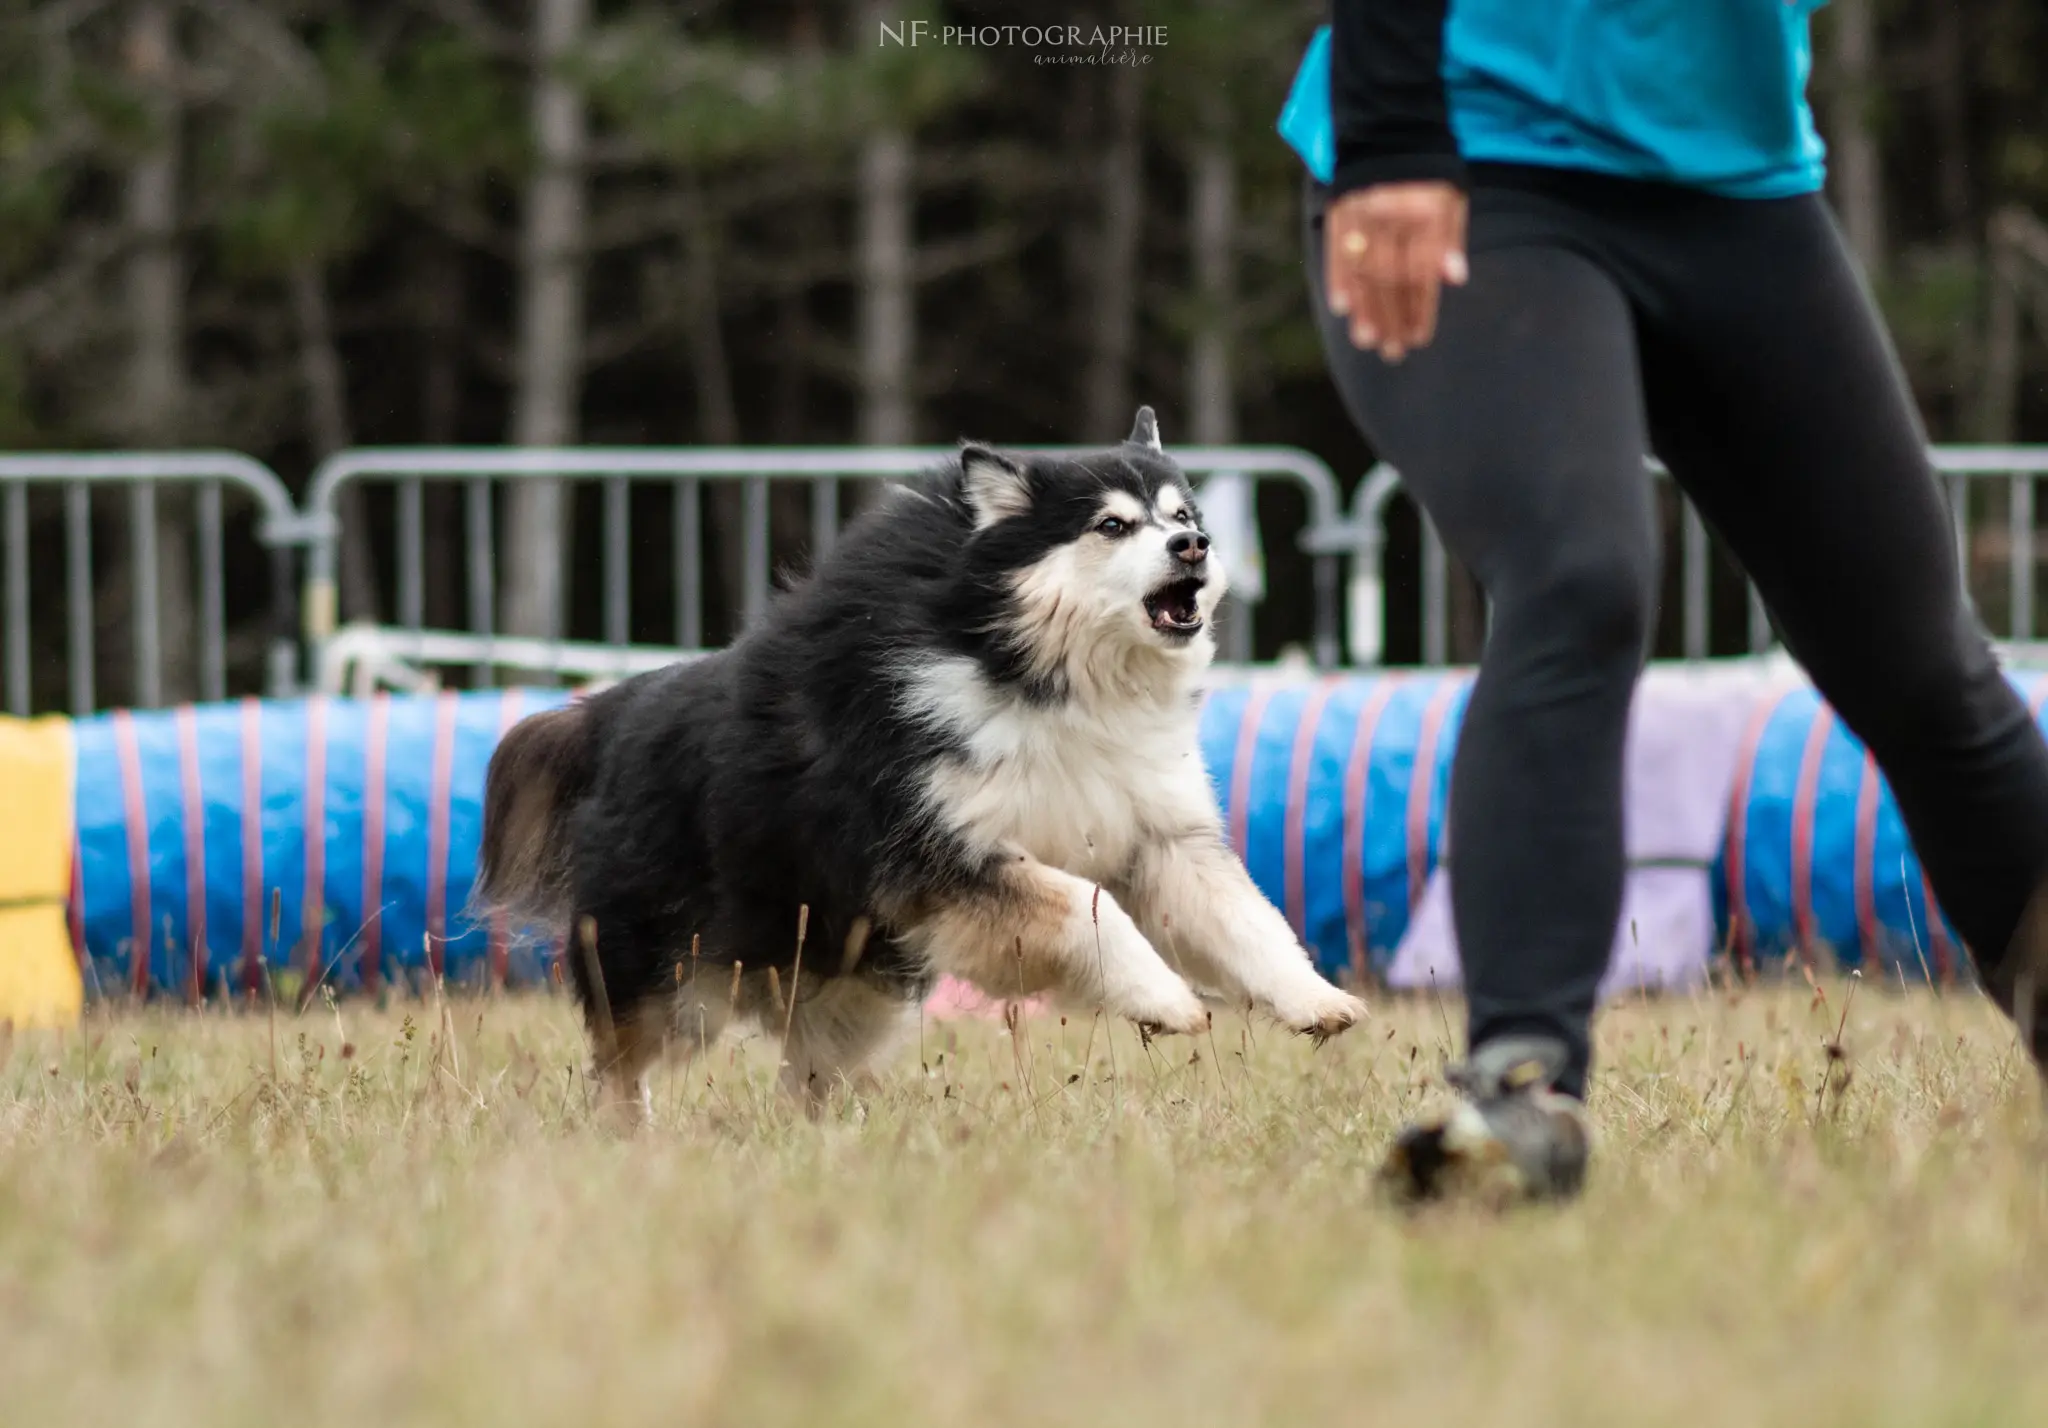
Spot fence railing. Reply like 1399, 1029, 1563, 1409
1933, 447, 2048, 641
298, 445, 1348, 681
7, 443, 2048, 714
1334, 448, 2048, 668
0, 454, 303, 716
1333, 458, 1773, 667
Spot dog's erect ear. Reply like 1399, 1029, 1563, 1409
1127, 405, 1163, 453
961, 445, 1032, 529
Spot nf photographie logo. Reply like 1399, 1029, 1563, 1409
878, 20, 1167, 65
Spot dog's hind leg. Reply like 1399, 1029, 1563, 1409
1121, 834, 1367, 1042
591, 1005, 664, 1131
593, 978, 739, 1131
777, 976, 917, 1116
909, 853, 1209, 1037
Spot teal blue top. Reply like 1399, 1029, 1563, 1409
1280, 2, 1830, 199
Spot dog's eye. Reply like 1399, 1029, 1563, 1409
1097, 516, 1129, 538
1172, 508, 1192, 525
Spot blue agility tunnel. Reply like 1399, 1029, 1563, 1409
72, 691, 574, 998
65, 675, 1469, 999
1202, 673, 1468, 980
1712, 672, 2048, 982
68, 664, 2036, 1000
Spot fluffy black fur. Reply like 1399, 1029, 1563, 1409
476, 426, 1203, 1042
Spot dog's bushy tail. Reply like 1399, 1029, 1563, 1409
476, 704, 594, 931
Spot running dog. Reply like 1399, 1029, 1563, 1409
476, 408, 1367, 1120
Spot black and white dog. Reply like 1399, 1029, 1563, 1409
477, 409, 1366, 1119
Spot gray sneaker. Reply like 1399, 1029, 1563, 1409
1378, 1035, 1593, 1207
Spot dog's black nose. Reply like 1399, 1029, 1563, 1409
1168, 530, 1209, 565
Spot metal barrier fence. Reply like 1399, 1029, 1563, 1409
7, 444, 2048, 714
1337, 448, 2048, 667
1935, 447, 2048, 640
298, 446, 1349, 681
1, 454, 302, 716
1335, 458, 1772, 667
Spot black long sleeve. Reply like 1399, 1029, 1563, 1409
1327, 0, 1467, 195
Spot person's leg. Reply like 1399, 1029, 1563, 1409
1308, 196, 1659, 1100
1635, 193, 2048, 1060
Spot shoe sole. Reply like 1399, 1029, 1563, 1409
1379, 1097, 1590, 1208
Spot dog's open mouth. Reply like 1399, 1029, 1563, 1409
1143, 577, 1205, 637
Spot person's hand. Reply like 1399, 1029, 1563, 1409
1324, 181, 1469, 362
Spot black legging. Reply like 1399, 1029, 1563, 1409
1308, 165, 2048, 1098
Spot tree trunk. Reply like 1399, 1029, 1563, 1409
421, 236, 464, 629
1929, 5, 1971, 237
854, 0, 912, 542
1083, 60, 1143, 443
1828, 0, 1887, 280
1975, 209, 2048, 442
423, 237, 463, 447
1187, 140, 1234, 450
1187, 135, 1257, 661
123, 0, 193, 707
858, 129, 914, 447
682, 200, 739, 447
503, 0, 589, 642
681, 187, 750, 636
774, 283, 810, 442
290, 263, 376, 623
1929, 5, 1978, 435
780, 3, 820, 444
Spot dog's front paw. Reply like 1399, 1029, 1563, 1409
1123, 977, 1213, 1039
1267, 981, 1368, 1045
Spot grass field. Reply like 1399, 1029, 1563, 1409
3, 977, 2046, 1427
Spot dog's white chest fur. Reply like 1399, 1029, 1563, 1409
902, 656, 1214, 880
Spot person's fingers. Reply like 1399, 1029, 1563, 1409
1380, 221, 1431, 360
1324, 211, 1353, 317
1411, 244, 1444, 353
1352, 251, 1388, 353
1410, 203, 1464, 348
1441, 197, 1470, 287
1335, 210, 1381, 350
1349, 269, 1379, 351
1406, 221, 1445, 350
1359, 212, 1392, 340
1327, 201, 1386, 351
1378, 246, 1409, 360
1341, 231, 1374, 341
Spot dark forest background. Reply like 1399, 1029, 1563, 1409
4, 1, 2048, 705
